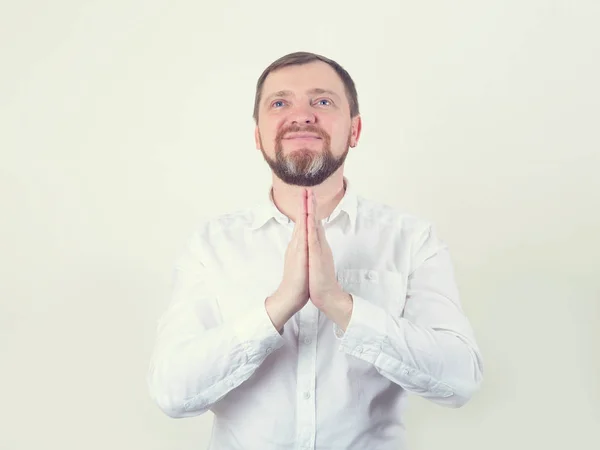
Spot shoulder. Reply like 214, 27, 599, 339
183, 206, 256, 250
356, 194, 435, 238
355, 194, 449, 264
357, 196, 452, 277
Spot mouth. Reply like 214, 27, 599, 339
283, 133, 322, 140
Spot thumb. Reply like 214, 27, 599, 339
307, 189, 319, 248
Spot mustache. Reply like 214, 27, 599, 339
275, 124, 330, 141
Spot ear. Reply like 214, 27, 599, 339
254, 126, 262, 150
349, 115, 362, 148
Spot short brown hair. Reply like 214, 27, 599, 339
253, 51, 360, 122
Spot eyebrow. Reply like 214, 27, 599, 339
263, 88, 341, 105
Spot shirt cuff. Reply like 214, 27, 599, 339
334, 294, 387, 363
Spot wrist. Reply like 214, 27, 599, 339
318, 290, 353, 332
265, 292, 301, 334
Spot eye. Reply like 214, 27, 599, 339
315, 98, 332, 106
271, 100, 286, 108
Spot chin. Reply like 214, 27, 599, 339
284, 142, 320, 149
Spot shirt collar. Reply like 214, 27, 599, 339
249, 176, 358, 231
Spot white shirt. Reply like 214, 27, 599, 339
147, 177, 484, 450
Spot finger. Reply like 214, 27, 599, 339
292, 189, 305, 246
291, 192, 300, 237
306, 189, 316, 248
317, 219, 326, 245
314, 192, 321, 239
300, 188, 308, 248
313, 191, 321, 229
305, 190, 310, 258
312, 191, 328, 245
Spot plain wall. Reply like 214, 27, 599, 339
1, 0, 599, 449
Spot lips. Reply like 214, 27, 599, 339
283, 133, 321, 140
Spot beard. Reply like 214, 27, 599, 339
259, 124, 351, 187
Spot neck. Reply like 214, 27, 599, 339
271, 169, 346, 223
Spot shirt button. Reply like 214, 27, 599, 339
304, 337, 312, 345
355, 346, 363, 354
303, 391, 311, 399
266, 347, 273, 354
403, 368, 410, 375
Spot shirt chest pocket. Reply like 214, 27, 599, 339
336, 269, 407, 317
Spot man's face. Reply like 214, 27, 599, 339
255, 61, 361, 187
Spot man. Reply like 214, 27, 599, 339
147, 51, 483, 450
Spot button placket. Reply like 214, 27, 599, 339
295, 303, 318, 450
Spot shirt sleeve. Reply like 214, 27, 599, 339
147, 231, 285, 418
334, 224, 484, 408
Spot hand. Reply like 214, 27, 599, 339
279, 188, 311, 309
265, 189, 310, 332
306, 189, 346, 311
266, 188, 352, 334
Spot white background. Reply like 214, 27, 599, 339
1, 1, 599, 449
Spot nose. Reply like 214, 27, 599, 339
289, 105, 316, 125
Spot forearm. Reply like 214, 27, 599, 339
317, 290, 354, 332
380, 315, 482, 407
265, 291, 302, 334
147, 302, 284, 418
338, 295, 483, 407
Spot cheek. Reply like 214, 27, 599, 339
328, 120, 352, 143
257, 128, 279, 153
257, 122, 273, 139
261, 117, 286, 139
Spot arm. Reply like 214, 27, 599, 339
333, 225, 484, 408
147, 232, 286, 418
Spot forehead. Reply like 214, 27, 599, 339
261, 61, 346, 98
